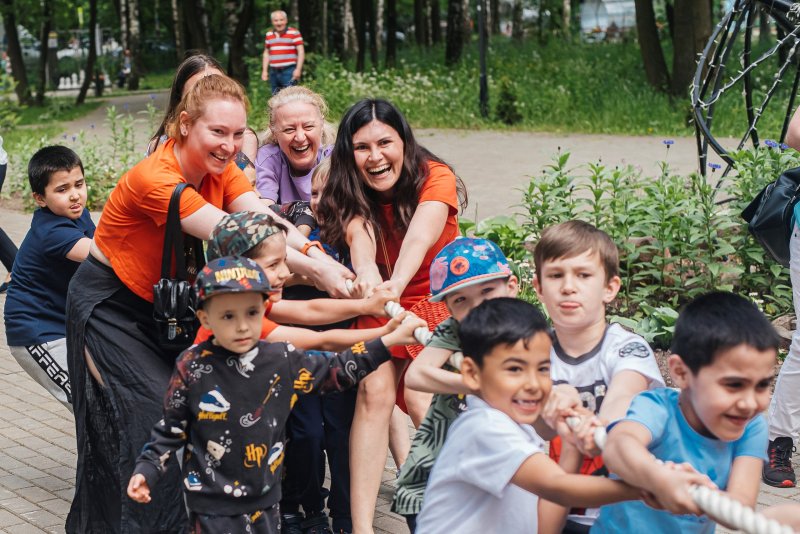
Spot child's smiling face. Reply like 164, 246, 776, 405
670, 343, 776, 442
252, 233, 291, 302
461, 332, 553, 425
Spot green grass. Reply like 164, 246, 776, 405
255, 38, 695, 136
243, 36, 800, 139
139, 70, 176, 91
16, 98, 103, 125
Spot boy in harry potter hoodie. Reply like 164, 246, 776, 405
127, 256, 425, 533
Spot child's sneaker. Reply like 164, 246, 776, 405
763, 437, 797, 487
282, 513, 305, 534
301, 511, 333, 534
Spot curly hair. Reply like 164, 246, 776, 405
317, 98, 467, 253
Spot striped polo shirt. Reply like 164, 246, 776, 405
264, 27, 303, 67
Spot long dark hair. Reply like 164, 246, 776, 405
148, 53, 223, 153
318, 99, 467, 252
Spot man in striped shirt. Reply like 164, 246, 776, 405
261, 10, 305, 95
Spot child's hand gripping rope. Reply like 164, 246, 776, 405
564, 416, 796, 534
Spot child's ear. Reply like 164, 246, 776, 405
603, 275, 622, 304
667, 353, 691, 388
196, 308, 211, 330
460, 356, 482, 391
32, 192, 47, 208
507, 275, 520, 298
532, 275, 542, 298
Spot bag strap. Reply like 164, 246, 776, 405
161, 183, 191, 280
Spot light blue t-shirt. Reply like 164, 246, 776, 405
591, 388, 767, 534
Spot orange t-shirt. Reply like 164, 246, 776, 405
194, 302, 279, 344
375, 160, 460, 305
355, 160, 459, 361
94, 138, 253, 302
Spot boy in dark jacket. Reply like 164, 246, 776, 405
127, 256, 424, 533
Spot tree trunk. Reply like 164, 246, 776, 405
77, 0, 98, 105
759, 7, 770, 46
330, 0, 346, 58
385, 0, 396, 67
322, 0, 329, 55
345, 0, 358, 56
634, 0, 670, 91
184, 0, 209, 51
670, 0, 711, 96
200, 0, 212, 54
0, 0, 32, 104
375, 0, 383, 51
289, 0, 299, 23
225, 0, 254, 86
431, 0, 441, 44
512, 0, 523, 41
354, 0, 366, 71
415, 0, 428, 46
490, 0, 500, 35
35, 0, 52, 105
562, 0, 570, 36
120, 0, 129, 49
367, 0, 378, 67
172, 0, 185, 60
127, 0, 142, 90
445, 0, 464, 65
299, 0, 323, 53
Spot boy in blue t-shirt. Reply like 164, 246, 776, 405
3, 146, 94, 410
592, 291, 779, 533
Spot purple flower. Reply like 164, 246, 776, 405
708, 162, 722, 171
71, 135, 77, 142
781, 143, 790, 150
663, 139, 675, 146
62, 134, 67, 139
765, 139, 779, 148
149, 94, 156, 100
123, 103, 129, 112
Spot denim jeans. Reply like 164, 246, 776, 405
768, 223, 800, 442
269, 65, 297, 95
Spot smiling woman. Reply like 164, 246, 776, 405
63, 75, 277, 534
317, 98, 468, 532
255, 86, 336, 205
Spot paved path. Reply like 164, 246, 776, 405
0, 95, 796, 533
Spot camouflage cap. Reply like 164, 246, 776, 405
195, 256, 272, 306
207, 211, 282, 260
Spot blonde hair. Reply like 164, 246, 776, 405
166, 74, 250, 143
262, 86, 336, 146
311, 156, 331, 187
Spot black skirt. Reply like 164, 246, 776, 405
65, 256, 188, 533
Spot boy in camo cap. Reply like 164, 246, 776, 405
128, 256, 425, 533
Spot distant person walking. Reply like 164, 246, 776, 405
261, 10, 305, 95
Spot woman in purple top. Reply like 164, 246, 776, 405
255, 86, 336, 204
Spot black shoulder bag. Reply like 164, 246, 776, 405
741, 166, 800, 268
152, 183, 207, 352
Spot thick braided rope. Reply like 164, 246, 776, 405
564, 418, 795, 534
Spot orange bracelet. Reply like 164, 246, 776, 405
301, 240, 325, 256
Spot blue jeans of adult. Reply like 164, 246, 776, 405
269, 65, 297, 95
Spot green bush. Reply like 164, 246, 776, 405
462, 144, 800, 348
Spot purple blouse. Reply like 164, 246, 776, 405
255, 143, 333, 203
